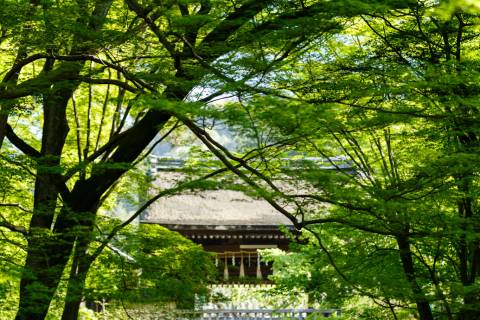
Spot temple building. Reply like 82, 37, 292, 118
140, 186, 294, 281
133, 154, 345, 316
139, 146, 352, 284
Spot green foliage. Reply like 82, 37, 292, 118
1, 0, 480, 319
84, 223, 215, 309
191, 1, 480, 319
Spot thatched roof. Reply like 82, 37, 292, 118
141, 189, 293, 227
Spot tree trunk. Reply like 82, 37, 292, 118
15, 236, 73, 320
59, 191, 99, 320
15, 1, 115, 318
61, 244, 92, 320
457, 194, 480, 320
449, 80, 480, 320
15, 69, 78, 319
396, 235, 434, 320
55, 109, 172, 319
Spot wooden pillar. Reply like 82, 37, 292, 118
224, 255, 229, 281
239, 254, 245, 278
256, 252, 262, 280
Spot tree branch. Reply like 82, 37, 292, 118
88, 164, 242, 262
177, 112, 301, 228
5, 124, 41, 158
0, 205, 28, 235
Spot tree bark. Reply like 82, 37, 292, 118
15, 0, 113, 317
452, 105, 480, 320
396, 235, 434, 320
61, 240, 93, 320
456, 187, 480, 320
15, 67, 84, 320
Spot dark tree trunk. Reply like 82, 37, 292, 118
15, 237, 73, 320
456, 193, 480, 320
59, 188, 99, 320
0, 112, 8, 149
396, 235, 434, 320
15, 65, 80, 319
56, 109, 172, 319
61, 245, 92, 320
454, 125, 480, 320
15, 1, 115, 318
16, 80, 171, 320
448, 81, 480, 320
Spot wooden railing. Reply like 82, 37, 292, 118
151, 309, 342, 319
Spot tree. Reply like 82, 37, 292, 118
4, 1, 477, 319
83, 223, 215, 311
178, 1, 480, 319
0, 0, 344, 319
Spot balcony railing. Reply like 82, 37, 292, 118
146, 309, 341, 319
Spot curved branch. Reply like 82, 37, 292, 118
0, 205, 28, 235
177, 112, 301, 228
79, 77, 140, 93
3, 53, 155, 92
6, 124, 41, 158
304, 226, 395, 309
